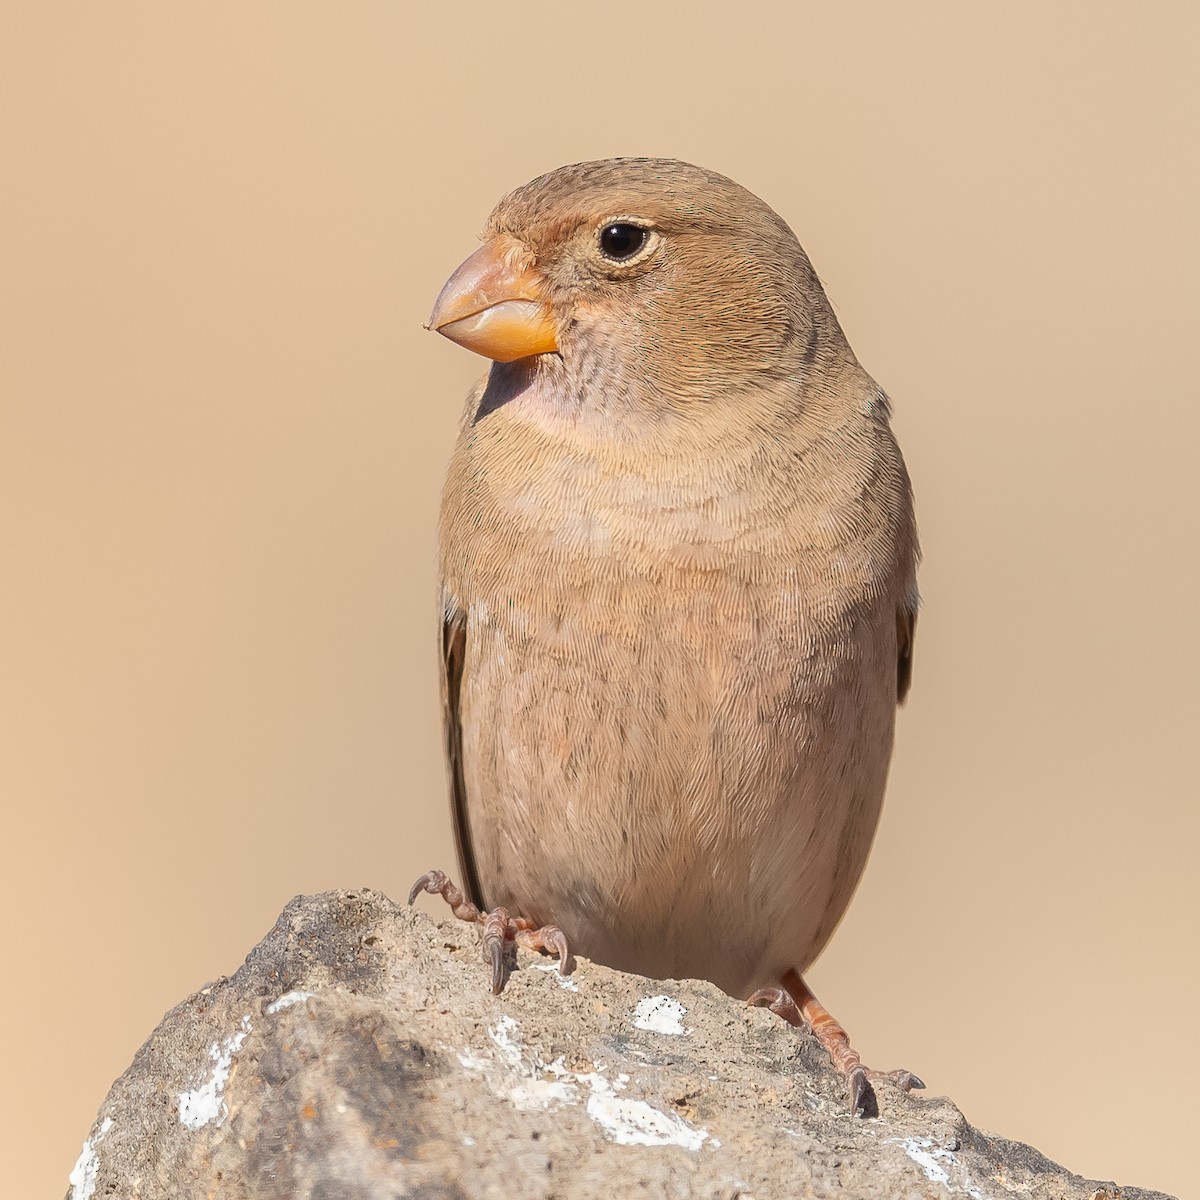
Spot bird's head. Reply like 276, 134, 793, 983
427, 159, 847, 410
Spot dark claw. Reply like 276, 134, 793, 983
848, 1066, 868, 1117
746, 986, 803, 1027
489, 936, 505, 995
908, 1074, 926, 1091
547, 928, 570, 974
482, 907, 511, 994
407, 870, 443, 905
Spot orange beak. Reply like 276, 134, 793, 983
426, 234, 558, 362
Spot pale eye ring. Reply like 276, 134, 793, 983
598, 223, 649, 262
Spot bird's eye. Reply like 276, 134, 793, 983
598, 223, 649, 262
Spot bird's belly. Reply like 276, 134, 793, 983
456, 582, 897, 999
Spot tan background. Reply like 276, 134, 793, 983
2, 3, 1196, 1196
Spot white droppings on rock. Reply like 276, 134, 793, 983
486, 1017, 581, 1109
67, 1116, 112, 1200
633, 994, 689, 1035
266, 990, 316, 1013
902, 1137, 951, 1187
893, 1137, 984, 1198
535, 963, 579, 990
456, 1013, 712, 1149
585, 1090, 708, 1149
583, 1084, 705, 1147
487, 1014, 526, 1070
565, 1065, 712, 1150
178, 1015, 252, 1129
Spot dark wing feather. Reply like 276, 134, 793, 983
896, 606, 917, 703
442, 604, 486, 909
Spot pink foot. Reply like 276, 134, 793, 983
408, 869, 571, 994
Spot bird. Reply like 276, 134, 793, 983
410, 158, 922, 1115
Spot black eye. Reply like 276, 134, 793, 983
598, 223, 648, 261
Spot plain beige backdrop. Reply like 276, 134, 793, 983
3, 4, 1197, 1197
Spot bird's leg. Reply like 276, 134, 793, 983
748, 968, 923, 1117
407, 869, 572, 995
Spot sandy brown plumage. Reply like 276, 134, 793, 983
413, 158, 921, 1112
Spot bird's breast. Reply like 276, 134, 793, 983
437, 397, 911, 992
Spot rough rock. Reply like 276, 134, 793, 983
66, 889, 1173, 1200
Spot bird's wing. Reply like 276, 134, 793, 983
441, 602, 487, 910
896, 605, 917, 703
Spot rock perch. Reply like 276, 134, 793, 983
66, 889, 1173, 1199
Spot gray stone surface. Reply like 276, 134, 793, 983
66, 889, 1173, 1199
